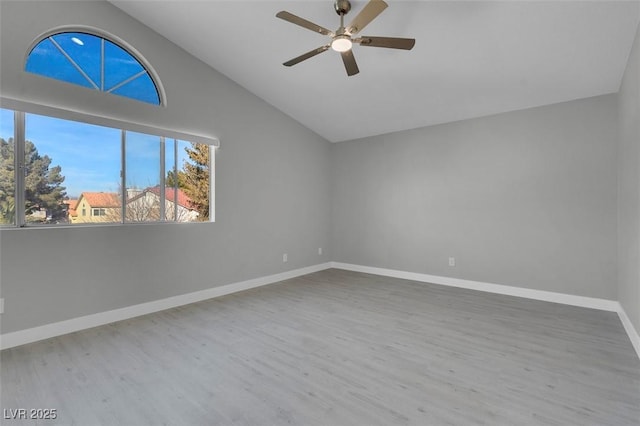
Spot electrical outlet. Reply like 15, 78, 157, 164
0, 298, 4, 314
318, 247, 323, 255
448, 257, 456, 267
283, 253, 288, 263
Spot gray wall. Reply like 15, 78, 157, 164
331, 95, 618, 300
0, 1, 331, 333
618, 21, 640, 332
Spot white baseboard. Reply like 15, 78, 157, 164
331, 262, 640, 360
0, 262, 332, 350
616, 305, 640, 360
331, 262, 619, 311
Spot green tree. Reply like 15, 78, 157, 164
0, 137, 67, 224
166, 169, 186, 189
166, 142, 210, 221
0, 138, 16, 224
182, 142, 210, 221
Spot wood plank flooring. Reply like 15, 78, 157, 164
2, 269, 639, 425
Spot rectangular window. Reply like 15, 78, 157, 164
1, 108, 214, 227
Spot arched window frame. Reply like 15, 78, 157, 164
24, 26, 166, 107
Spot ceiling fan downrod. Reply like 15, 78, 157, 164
334, 0, 352, 16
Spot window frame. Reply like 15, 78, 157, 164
24, 26, 167, 107
0, 105, 217, 229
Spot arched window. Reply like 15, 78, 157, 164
25, 31, 162, 105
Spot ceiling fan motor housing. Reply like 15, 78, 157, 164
334, 0, 351, 16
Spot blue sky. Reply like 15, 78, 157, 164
0, 109, 12, 141
26, 32, 159, 105
1, 109, 191, 198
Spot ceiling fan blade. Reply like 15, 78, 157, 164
276, 11, 334, 36
354, 36, 416, 50
283, 45, 331, 67
341, 50, 360, 76
346, 0, 388, 35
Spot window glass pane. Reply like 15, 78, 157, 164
0, 109, 15, 225
26, 33, 161, 105
104, 40, 144, 91
112, 72, 160, 105
25, 38, 95, 89
50, 32, 101, 89
177, 140, 210, 222
125, 131, 160, 223
25, 113, 121, 224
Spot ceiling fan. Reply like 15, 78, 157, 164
276, 0, 415, 76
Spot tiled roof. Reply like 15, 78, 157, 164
65, 199, 78, 217
144, 186, 194, 209
80, 192, 120, 208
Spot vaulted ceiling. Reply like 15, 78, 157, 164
110, 1, 640, 142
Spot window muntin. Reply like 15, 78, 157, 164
26, 32, 161, 105
1, 108, 212, 227
165, 138, 177, 221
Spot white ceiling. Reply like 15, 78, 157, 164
110, 1, 640, 142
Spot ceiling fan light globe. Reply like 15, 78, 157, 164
331, 36, 353, 52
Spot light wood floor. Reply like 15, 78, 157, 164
2, 269, 639, 425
